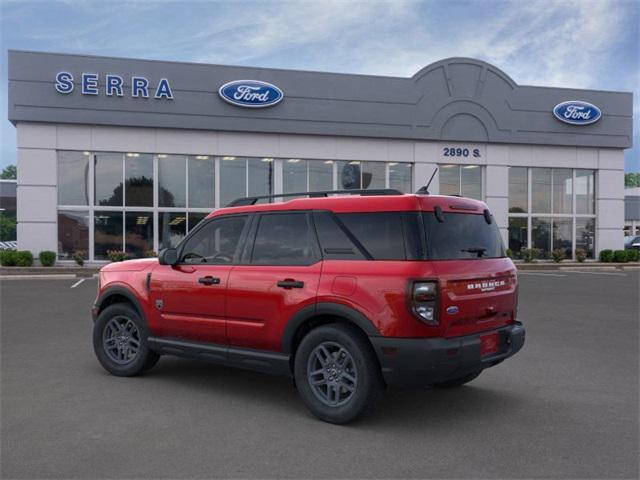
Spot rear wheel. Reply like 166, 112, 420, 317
294, 323, 383, 424
93, 303, 160, 377
434, 370, 482, 388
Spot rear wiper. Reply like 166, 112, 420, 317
461, 247, 487, 258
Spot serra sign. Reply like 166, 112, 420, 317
55, 72, 174, 99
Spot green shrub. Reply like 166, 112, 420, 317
107, 250, 128, 262
15, 250, 34, 267
626, 249, 639, 262
0, 249, 18, 266
551, 249, 565, 263
613, 250, 628, 263
73, 250, 87, 266
143, 249, 158, 258
39, 250, 56, 267
521, 248, 534, 263
599, 249, 614, 262
505, 248, 513, 259
575, 249, 587, 263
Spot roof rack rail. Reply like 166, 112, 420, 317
225, 188, 404, 207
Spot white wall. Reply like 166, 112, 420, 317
16, 122, 626, 257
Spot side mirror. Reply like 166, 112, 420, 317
159, 248, 178, 266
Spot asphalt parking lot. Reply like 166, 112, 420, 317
1, 270, 638, 479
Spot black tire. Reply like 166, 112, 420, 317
93, 303, 160, 377
294, 323, 383, 424
434, 370, 482, 388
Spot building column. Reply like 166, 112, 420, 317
16, 123, 58, 259
485, 145, 510, 247
596, 149, 625, 253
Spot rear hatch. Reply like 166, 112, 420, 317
422, 211, 517, 338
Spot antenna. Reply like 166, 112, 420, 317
416, 167, 438, 194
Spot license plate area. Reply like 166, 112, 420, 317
480, 332, 500, 356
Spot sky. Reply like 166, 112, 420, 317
0, 0, 638, 172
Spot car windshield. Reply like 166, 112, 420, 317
422, 212, 505, 260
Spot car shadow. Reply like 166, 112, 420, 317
139, 356, 528, 428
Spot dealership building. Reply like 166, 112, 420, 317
7, 50, 633, 262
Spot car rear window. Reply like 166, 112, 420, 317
423, 212, 505, 260
333, 212, 423, 260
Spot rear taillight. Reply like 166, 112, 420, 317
411, 281, 438, 325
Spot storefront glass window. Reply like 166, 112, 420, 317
389, 163, 412, 193
248, 158, 273, 199
553, 169, 572, 214
57, 210, 89, 259
439, 164, 482, 199
508, 217, 527, 257
508, 167, 528, 213
439, 165, 459, 196
461, 165, 482, 200
220, 157, 246, 206
124, 153, 153, 207
362, 162, 386, 189
188, 156, 215, 208
188, 212, 208, 232
283, 159, 307, 193
531, 168, 551, 213
576, 218, 596, 258
531, 217, 551, 258
58, 151, 90, 206
94, 211, 123, 259
309, 161, 333, 191
552, 217, 572, 258
124, 212, 153, 257
158, 155, 186, 208
95, 153, 123, 206
159, 212, 186, 249
575, 169, 595, 214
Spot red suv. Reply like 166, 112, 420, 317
92, 189, 525, 424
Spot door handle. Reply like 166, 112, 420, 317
277, 279, 304, 289
198, 276, 221, 286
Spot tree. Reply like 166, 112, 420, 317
1, 165, 16, 179
625, 172, 640, 188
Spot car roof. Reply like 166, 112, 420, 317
207, 194, 488, 219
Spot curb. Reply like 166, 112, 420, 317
0, 267, 100, 277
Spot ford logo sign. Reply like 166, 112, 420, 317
218, 80, 283, 108
553, 100, 601, 125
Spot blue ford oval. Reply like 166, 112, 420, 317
218, 80, 284, 108
553, 100, 601, 125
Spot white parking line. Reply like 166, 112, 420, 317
566, 270, 626, 276
70, 278, 86, 288
518, 272, 567, 277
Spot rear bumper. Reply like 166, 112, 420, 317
370, 322, 525, 388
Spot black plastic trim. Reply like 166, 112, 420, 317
370, 322, 525, 388
93, 285, 145, 322
147, 337, 291, 376
281, 302, 380, 353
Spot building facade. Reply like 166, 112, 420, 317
7, 50, 633, 262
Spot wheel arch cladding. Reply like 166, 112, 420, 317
96, 286, 145, 321
282, 302, 380, 356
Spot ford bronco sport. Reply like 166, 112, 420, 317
92, 189, 525, 424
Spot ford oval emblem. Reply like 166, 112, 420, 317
446, 306, 459, 315
553, 100, 601, 125
218, 79, 284, 108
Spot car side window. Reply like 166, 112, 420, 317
180, 215, 248, 264
251, 213, 318, 265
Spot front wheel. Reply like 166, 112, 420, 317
93, 303, 160, 377
294, 324, 383, 424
